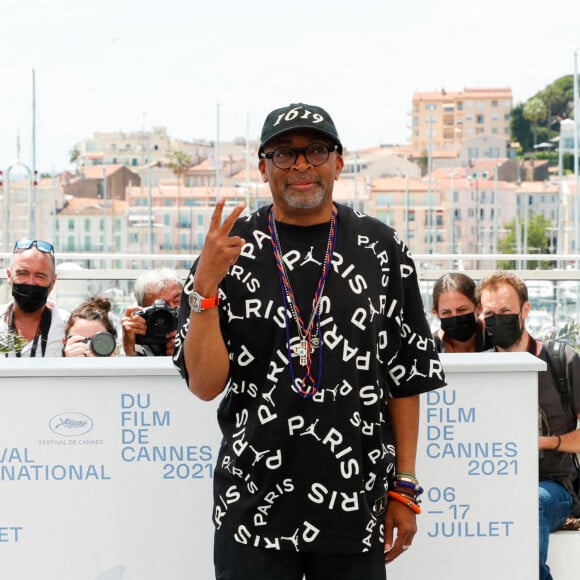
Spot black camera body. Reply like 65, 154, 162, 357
135, 299, 178, 356
81, 332, 117, 357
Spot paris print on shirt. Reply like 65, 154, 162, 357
174, 204, 446, 555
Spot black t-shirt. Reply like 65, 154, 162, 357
174, 203, 446, 553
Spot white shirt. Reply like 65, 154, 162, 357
0, 300, 69, 357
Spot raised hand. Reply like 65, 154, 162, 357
193, 199, 246, 294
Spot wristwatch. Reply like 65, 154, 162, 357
188, 290, 220, 313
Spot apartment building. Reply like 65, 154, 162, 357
342, 146, 422, 179
410, 87, 513, 157
0, 175, 65, 255
64, 165, 141, 200
74, 127, 215, 168
55, 197, 127, 254
124, 183, 250, 258
368, 169, 520, 267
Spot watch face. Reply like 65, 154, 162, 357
189, 292, 202, 312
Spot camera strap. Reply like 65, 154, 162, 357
8, 305, 52, 358
38, 307, 52, 357
30, 307, 52, 358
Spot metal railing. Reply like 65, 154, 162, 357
2, 251, 580, 339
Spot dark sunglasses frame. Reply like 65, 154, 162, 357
260, 143, 339, 169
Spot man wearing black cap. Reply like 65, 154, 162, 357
174, 103, 445, 579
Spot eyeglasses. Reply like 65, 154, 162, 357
13, 239, 55, 255
260, 143, 339, 170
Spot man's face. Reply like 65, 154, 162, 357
479, 282, 531, 351
8, 249, 56, 292
479, 283, 524, 319
258, 129, 343, 221
143, 281, 182, 308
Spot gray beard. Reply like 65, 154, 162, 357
282, 189, 325, 210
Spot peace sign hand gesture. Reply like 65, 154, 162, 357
193, 199, 246, 295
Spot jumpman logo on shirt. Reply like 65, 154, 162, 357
327, 384, 340, 401
300, 246, 322, 266
300, 419, 321, 440
365, 240, 379, 254
262, 385, 277, 406
248, 445, 269, 465
408, 359, 427, 379
280, 528, 300, 551
226, 304, 244, 321
368, 297, 380, 322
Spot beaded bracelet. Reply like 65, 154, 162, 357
387, 490, 422, 514
554, 435, 562, 451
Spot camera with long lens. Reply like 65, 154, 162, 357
81, 332, 117, 357
135, 299, 178, 356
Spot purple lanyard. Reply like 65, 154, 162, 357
268, 207, 337, 398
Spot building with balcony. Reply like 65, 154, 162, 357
124, 181, 253, 257
367, 168, 521, 268
55, 197, 127, 254
410, 87, 513, 158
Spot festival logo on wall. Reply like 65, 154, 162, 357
49, 412, 94, 436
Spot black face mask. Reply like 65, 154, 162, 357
12, 283, 50, 313
485, 313, 523, 349
440, 312, 478, 342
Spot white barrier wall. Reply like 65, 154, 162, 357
0, 358, 221, 580
391, 352, 542, 578
0, 353, 543, 580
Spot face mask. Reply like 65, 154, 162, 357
12, 283, 50, 313
440, 312, 478, 342
485, 313, 522, 349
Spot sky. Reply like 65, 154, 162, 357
1, 0, 579, 174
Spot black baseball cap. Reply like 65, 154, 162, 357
258, 103, 343, 157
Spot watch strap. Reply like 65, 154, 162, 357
198, 295, 219, 310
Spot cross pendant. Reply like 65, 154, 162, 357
297, 338, 308, 366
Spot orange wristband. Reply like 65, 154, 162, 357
387, 490, 422, 514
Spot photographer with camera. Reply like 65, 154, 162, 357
121, 268, 182, 356
63, 296, 118, 357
